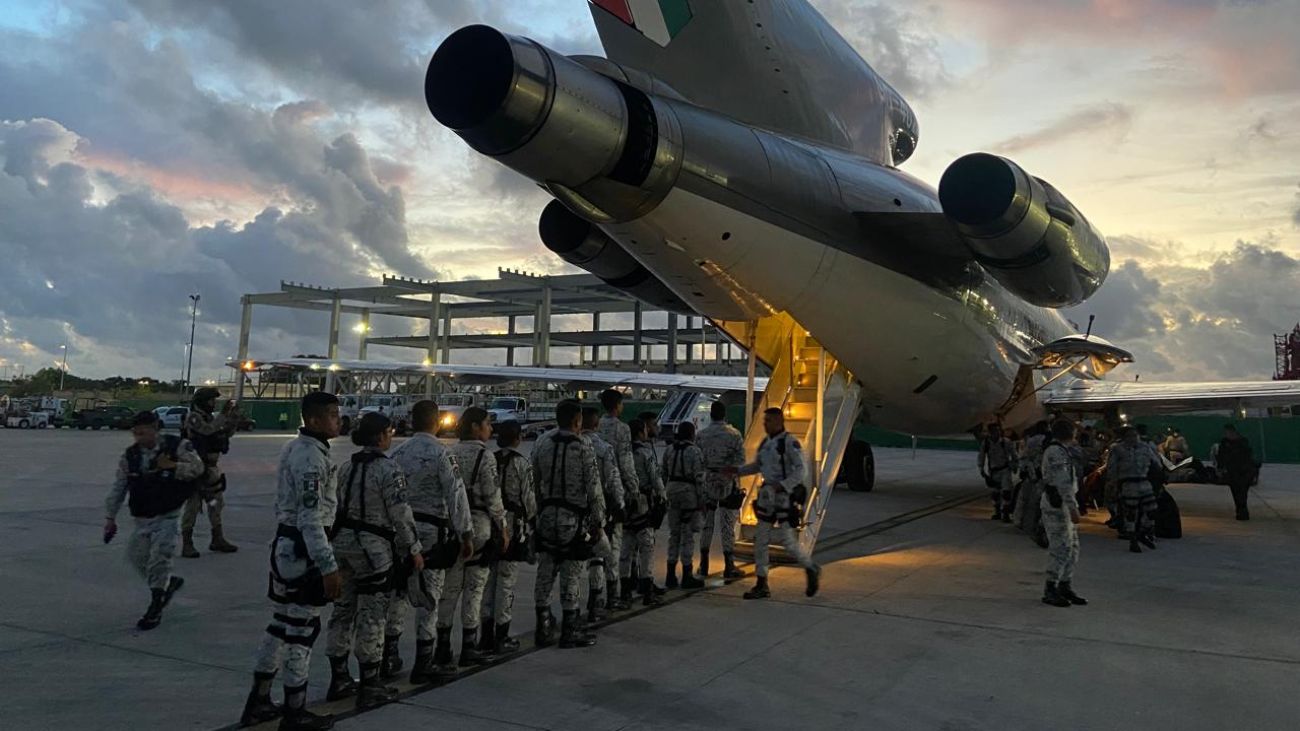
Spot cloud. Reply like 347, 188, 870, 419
1293, 184, 1300, 227
810, 1, 950, 99
992, 103, 1134, 154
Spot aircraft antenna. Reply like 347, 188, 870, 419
1084, 314, 1095, 339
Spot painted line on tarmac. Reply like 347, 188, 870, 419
218, 492, 981, 731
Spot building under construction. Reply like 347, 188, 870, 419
1276, 324, 1300, 381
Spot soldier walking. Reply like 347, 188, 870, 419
239, 392, 343, 730
739, 408, 820, 600
695, 401, 746, 579
1108, 426, 1159, 553
978, 423, 1019, 521
181, 387, 240, 556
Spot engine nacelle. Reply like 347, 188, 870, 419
538, 200, 691, 313
939, 153, 1109, 308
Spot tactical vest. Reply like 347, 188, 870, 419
125, 435, 198, 517
667, 442, 697, 484
537, 434, 593, 558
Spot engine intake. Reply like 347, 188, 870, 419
939, 153, 1109, 308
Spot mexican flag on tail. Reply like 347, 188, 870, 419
591, 0, 693, 47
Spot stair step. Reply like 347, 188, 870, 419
785, 402, 815, 422
799, 346, 823, 362
784, 419, 812, 438
791, 387, 817, 402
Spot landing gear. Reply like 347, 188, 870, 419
841, 439, 875, 492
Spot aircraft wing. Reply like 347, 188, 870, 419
1042, 378, 1300, 415
263, 358, 766, 394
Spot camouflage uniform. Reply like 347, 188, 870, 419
105, 437, 204, 589
582, 432, 624, 611
324, 448, 420, 668
533, 428, 604, 614
621, 438, 665, 582
662, 439, 706, 570
1108, 441, 1157, 539
180, 407, 238, 549
978, 435, 1019, 519
739, 432, 817, 578
1014, 433, 1046, 534
251, 431, 339, 706
695, 418, 745, 571
1039, 442, 1080, 583
387, 433, 470, 642
439, 440, 503, 637
481, 445, 536, 627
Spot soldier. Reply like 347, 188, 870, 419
477, 419, 536, 655
1039, 420, 1087, 608
439, 407, 509, 669
1107, 426, 1158, 553
322, 412, 422, 709
180, 387, 240, 557
597, 390, 638, 608
739, 408, 820, 600
621, 418, 666, 606
1014, 421, 1050, 546
581, 406, 625, 619
695, 401, 746, 579
1217, 424, 1257, 521
387, 400, 474, 685
239, 392, 343, 731
662, 421, 706, 590
638, 411, 661, 457
978, 423, 1019, 521
103, 411, 203, 630
533, 400, 605, 649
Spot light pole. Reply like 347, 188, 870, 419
58, 344, 68, 391
185, 293, 200, 392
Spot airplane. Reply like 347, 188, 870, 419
244, 0, 1299, 553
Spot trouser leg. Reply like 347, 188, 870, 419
145, 515, 179, 590
387, 595, 408, 638
619, 526, 635, 579
412, 567, 445, 642
719, 507, 738, 555
754, 521, 773, 578
1138, 490, 1157, 534
535, 552, 559, 608
437, 560, 467, 629
699, 505, 717, 556
1042, 507, 1072, 583
1230, 481, 1250, 512
480, 564, 498, 624
258, 603, 322, 690
181, 492, 202, 535
589, 534, 613, 606
774, 524, 814, 569
666, 510, 683, 562
1121, 486, 1140, 534
559, 559, 583, 612
607, 524, 623, 578
493, 561, 517, 625
324, 563, 358, 658
126, 522, 152, 587
461, 564, 490, 630
636, 528, 654, 579
353, 586, 390, 666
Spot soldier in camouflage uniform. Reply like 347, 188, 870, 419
695, 401, 746, 579
387, 401, 474, 685
597, 390, 637, 607
662, 421, 707, 590
180, 387, 240, 557
581, 407, 625, 619
103, 411, 204, 631
239, 392, 343, 731
478, 420, 535, 655
1108, 427, 1158, 553
739, 408, 820, 600
621, 418, 666, 606
323, 413, 422, 710
440, 407, 508, 669
1039, 420, 1087, 608
978, 424, 1019, 521
533, 400, 605, 649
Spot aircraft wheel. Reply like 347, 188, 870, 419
843, 439, 875, 492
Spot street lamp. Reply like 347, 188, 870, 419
58, 344, 68, 391
185, 293, 200, 392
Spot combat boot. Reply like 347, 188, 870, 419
494, 622, 520, 653
1057, 582, 1088, 606
280, 684, 333, 731
664, 560, 679, 589
559, 610, 596, 649
380, 634, 403, 678
607, 579, 629, 611
804, 564, 821, 598
1041, 581, 1071, 608
1138, 532, 1157, 550
639, 578, 664, 607
680, 562, 704, 590
743, 576, 770, 600
433, 627, 457, 675
723, 552, 744, 579
534, 607, 557, 647
356, 662, 399, 710
619, 577, 635, 607
325, 655, 358, 701
209, 525, 239, 553
476, 623, 495, 654
459, 627, 494, 667
587, 588, 608, 622
136, 588, 166, 631
239, 671, 282, 726
181, 530, 200, 559
697, 551, 710, 578
161, 576, 184, 608
409, 639, 436, 685
1129, 538, 1142, 554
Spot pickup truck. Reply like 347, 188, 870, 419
73, 406, 136, 430
434, 393, 480, 435
485, 396, 558, 437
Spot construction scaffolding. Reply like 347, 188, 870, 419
1276, 324, 1300, 381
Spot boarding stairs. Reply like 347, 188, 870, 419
718, 314, 862, 562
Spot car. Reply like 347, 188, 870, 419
73, 406, 136, 430
6, 411, 51, 429
160, 406, 190, 430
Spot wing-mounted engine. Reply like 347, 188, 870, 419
939, 153, 1109, 308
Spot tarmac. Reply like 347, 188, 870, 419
2, 428, 1298, 730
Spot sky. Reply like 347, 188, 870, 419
0, 0, 1297, 384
